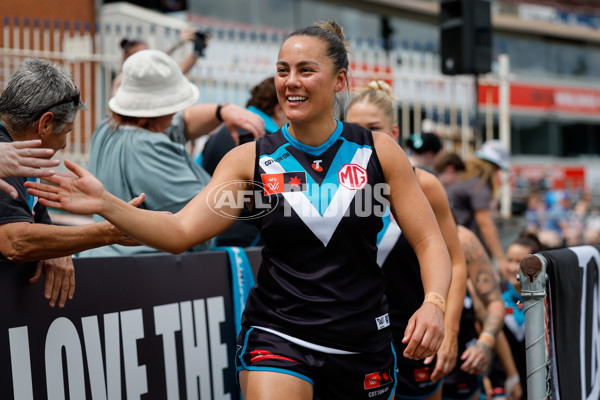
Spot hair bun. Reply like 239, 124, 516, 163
361, 80, 397, 100
317, 20, 345, 42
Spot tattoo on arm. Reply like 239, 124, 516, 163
462, 230, 504, 338
474, 269, 501, 303
463, 233, 502, 304
482, 314, 503, 338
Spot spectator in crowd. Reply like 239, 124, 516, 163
583, 206, 600, 245
524, 191, 545, 235
530, 189, 570, 249
433, 152, 465, 188
406, 132, 443, 172
112, 27, 207, 96
81, 49, 264, 257
0, 58, 142, 308
345, 79, 467, 400
0, 140, 59, 199
27, 21, 452, 399
197, 76, 286, 247
445, 140, 511, 273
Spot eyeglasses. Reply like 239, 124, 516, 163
32, 89, 81, 121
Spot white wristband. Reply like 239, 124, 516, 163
505, 374, 520, 395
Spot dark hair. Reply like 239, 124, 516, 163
246, 76, 278, 117
512, 232, 544, 254
406, 133, 442, 154
120, 38, 147, 60
288, 20, 349, 73
434, 152, 465, 175
110, 113, 156, 130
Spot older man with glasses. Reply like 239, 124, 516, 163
0, 58, 142, 308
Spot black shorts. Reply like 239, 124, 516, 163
441, 369, 481, 400
394, 339, 442, 399
487, 358, 507, 399
236, 326, 397, 400
441, 331, 482, 400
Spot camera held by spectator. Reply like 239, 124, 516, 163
194, 30, 211, 57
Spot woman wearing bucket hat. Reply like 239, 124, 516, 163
445, 140, 511, 274
80, 49, 264, 257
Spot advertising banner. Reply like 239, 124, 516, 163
1, 251, 250, 400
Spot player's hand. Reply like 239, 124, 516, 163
427, 329, 458, 381
460, 339, 493, 376
402, 302, 445, 360
25, 159, 107, 215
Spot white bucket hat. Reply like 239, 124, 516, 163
109, 49, 199, 118
475, 140, 510, 171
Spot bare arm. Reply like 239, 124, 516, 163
178, 53, 199, 75
495, 331, 523, 399
0, 221, 136, 262
26, 143, 256, 254
0, 194, 144, 262
165, 28, 200, 74
183, 103, 265, 142
374, 133, 451, 360
474, 208, 507, 266
417, 170, 467, 380
458, 226, 505, 375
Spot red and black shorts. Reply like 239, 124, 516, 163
235, 326, 397, 400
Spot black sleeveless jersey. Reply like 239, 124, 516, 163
377, 216, 424, 338
241, 121, 391, 352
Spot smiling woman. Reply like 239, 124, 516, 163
26, 20, 451, 400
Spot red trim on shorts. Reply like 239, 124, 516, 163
250, 350, 298, 363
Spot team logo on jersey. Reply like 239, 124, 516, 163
364, 369, 393, 389
311, 159, 324, 172
414, 368, 430, 382
261, 172, 307, 195
338, 163, 368, 190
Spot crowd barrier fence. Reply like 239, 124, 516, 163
520, 245, 600, 400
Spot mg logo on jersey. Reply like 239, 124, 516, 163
338, 164, 368, 190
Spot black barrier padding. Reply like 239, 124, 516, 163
1, 252, 240, 400
543, 246, 600, 400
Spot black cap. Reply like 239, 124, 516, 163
406, 133, 442, 154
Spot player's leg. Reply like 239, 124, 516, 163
239, 370, 313, 400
